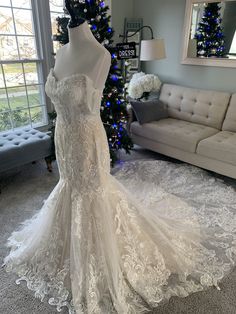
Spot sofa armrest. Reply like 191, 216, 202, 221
126, 105, 136, 136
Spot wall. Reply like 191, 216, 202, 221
111, 0, 134, 43
133, 0, 236, 93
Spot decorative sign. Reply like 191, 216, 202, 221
116, 42, 137, 60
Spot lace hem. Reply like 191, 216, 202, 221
4, 260, 75, 313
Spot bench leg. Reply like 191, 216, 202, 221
45, 157, 52, 172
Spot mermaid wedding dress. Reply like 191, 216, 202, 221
4, 68, 236, 314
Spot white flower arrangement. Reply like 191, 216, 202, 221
127, 72, 162, 100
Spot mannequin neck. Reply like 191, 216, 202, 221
68, 21, 95, 46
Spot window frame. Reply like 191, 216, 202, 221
0, 0, 55, 133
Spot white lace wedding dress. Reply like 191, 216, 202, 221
4, 69, 236, 314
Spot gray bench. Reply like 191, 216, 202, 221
0, 127, 52, 173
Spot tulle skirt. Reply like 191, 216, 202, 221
4, 160, 236, 314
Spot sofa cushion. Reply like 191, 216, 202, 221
130, 118, 218, 153
130, 99, 168, 125
222, 93, 236, 132
197, 131, 236, 166
159, 84, 230, 130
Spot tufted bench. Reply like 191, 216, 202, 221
0, 127, 52, 173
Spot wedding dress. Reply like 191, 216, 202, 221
3, 68, 236, 314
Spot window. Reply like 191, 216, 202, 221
0, 0, 47, 132
191, 4, 205, 39
49, 0, 64, 54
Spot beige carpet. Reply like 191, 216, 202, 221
0, 147, 235, 314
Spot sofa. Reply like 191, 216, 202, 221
127, 83, 236, 179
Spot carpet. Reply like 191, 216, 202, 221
0, 147, 236, 314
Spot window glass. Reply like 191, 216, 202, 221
49, 0, 65, 54
0, 1, 47, 132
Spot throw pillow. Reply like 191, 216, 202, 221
130, 99, 168, 125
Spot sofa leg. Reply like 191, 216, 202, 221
45, 157, 52, 172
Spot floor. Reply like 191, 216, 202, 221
0, 146, 236, 314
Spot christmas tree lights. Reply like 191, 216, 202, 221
194, 2, 226, 58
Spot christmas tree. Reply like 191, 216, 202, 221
194, 2, 226, 57
51, 0, 133, 165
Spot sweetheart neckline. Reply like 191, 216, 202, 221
49, 68, 103, 93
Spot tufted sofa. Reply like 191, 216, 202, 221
0, 127, 52, 173
127, 83, 236, 179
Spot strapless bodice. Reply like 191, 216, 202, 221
45, 69, 103, 121
45, 69, 110, 184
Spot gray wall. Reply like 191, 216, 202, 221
133, 0, 236, 93
111, 0, 134, 43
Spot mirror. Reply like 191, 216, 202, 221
182, 0, 236, 67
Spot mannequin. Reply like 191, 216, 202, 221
53, 0, 111, 91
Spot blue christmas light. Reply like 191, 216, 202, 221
106, 101, 111, 107
117, 141, 121, 145
107, 27, 112, 33
111, 75, 118, 81
112, 53, 117, 59
113, 124, 117, 128
91, 24, 97, 31
100, 1, 105, 7
117, 100, 121, 105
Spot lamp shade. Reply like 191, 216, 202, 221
140, 39, 166, 61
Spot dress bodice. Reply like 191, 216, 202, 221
45, 69, 103, 121
45, 69, 110, 185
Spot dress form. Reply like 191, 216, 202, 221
53, 21, 111, 91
